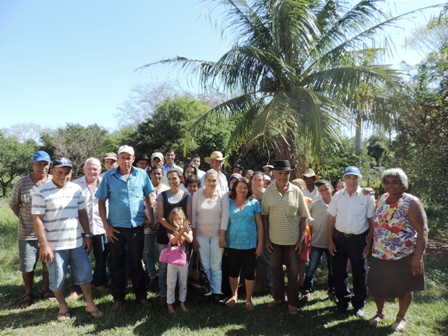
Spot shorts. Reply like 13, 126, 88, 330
47, 246, 93, 292
18, 240, 48, 273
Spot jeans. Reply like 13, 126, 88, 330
157, 243, 168, 297
196, 235, 224, 295
166, 263, 188, 304
332, 230, 368, 310
47, 246, 93, 292
270, 243, 300, 307
302, 247, 334, 293
144, 233, 158, 279
108, 226, 147, 301
92, 233, 109, 287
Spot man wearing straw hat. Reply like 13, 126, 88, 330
201, 151, 229, 193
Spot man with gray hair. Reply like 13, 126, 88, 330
73, 158, 109, 293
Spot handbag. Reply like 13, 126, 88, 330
188, 250, 211, 294
159, 241, 187, 266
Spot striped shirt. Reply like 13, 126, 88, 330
31, 181, 86, 251
327, 187, 375, 235
262, 182, 310, 245
9, 174, 53, 240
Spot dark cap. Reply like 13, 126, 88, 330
52, 157, 73, 169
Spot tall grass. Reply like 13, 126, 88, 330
0, 198, 447, 335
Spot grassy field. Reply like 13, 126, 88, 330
0, 198, 447, 335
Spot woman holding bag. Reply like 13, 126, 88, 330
157, 169, 192, 307
192, 169, 229, 304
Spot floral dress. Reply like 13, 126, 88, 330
372, 193, 417, 260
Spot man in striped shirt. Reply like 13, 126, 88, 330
262, 160, 309, 316
32, 157, 103, 321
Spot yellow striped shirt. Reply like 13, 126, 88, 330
262, 182, 309, 245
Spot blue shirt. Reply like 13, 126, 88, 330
226, 198, 261, 250
95, 167, 154, 228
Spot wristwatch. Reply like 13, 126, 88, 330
84, 233, 93, 238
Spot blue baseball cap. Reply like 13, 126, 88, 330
32, 151, 51, 163
52, 157, 73, 169
343, 166, 361, 177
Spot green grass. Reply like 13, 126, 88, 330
0, 198, 447, 335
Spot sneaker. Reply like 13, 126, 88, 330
391, 318, 407, 332
354, 308, 365, 318
300, 291, 310, 305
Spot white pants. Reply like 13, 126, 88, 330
196, 235, 224, 295
166, 263, 188, 304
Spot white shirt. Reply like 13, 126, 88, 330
200, 170, 228, 194
196, 169, 206, 180
303, 185, 321, 201
327, 187, 375, 235
73, 176, 105, 235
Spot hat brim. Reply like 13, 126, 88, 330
303, 174, 320, 181
272, 166, 295, 171
205, 156, 228, 164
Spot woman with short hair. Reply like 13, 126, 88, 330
367, 168, 428, 332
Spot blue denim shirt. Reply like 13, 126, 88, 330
95, 167, 154, 228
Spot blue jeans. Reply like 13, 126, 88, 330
47, 246, 93, 292
196, 235, 224, 295
144, 233, 158, 279
108, 226, 147, 301
157, 243, 168, 297
302, 247, 334, 293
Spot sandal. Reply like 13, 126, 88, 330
56, 311, 71, 321
245, 301, 254, 311
86, 308, 104, 318
391, 318, 407, 332
369, 313, 385, 326
226, 297, 237, 307
41, 289, 56, 301
18, 293, 34, 309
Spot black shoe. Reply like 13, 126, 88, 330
149, 277, 159, 287
212, 294, 226, 306
333, 304, 348, 316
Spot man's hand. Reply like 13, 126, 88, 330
105, 225, 120, 243
294, 240, 303, 255
328, 240, 337, 256
39, 244, 54, 264
83, 236, 92, 253
265, 237, 273, 253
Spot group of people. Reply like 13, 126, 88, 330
10, 146, 427, 332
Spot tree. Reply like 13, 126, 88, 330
0, 133, 37, 197
121, 94, 237, 167
387, 9, 448, 204
40, 124, 115, 178
140, 0, 441, 172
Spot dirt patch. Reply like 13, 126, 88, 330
426, 237, 448, 258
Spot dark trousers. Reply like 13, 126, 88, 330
108, 226, 147, 301
332, 230, 368, 310
270, 243, 300, 307
92, 234, 109, 287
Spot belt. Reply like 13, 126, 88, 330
335, 229, 366, 238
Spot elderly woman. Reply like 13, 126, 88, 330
367, 168, 427, 332
224, 178, 263, 310
157, 169, 192, 307
192, 169, 229, 304
251, 171, 265, 201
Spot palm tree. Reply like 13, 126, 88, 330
140, 0, 442, 171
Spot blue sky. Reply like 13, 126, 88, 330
0, 0, 445, 133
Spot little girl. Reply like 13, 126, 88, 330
166, 207, 193, 313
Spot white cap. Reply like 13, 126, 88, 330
117, 145, 135, 156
